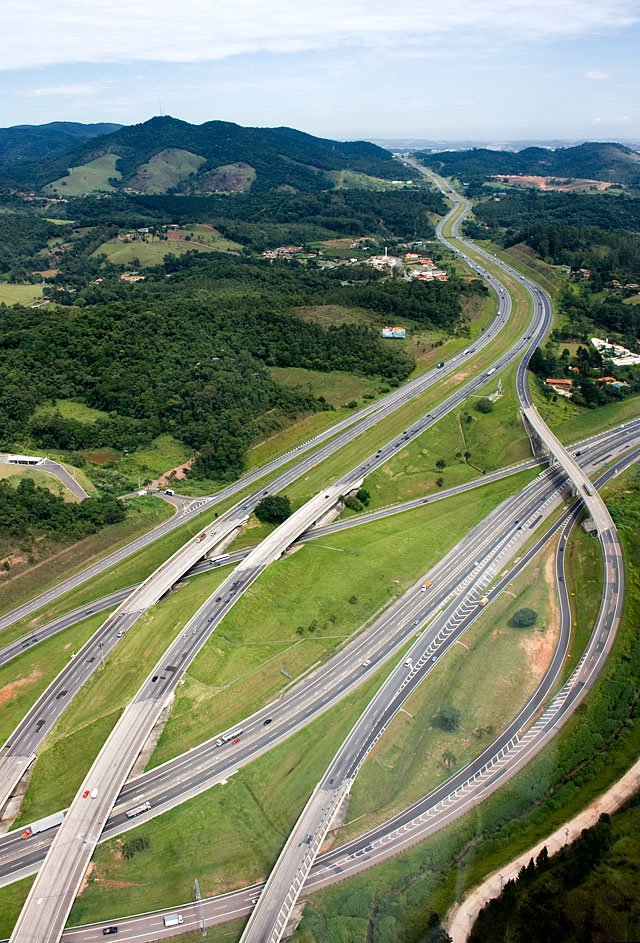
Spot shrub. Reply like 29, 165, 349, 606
512, 607, 538, 628
476, 397, 494, 413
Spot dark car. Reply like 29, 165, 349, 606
103, 929, 118, 937
263, 718, 272, 726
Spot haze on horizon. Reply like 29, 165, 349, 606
1, 0, 640, 142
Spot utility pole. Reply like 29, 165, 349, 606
99, 642, 105, 670
194, 878, 206, 936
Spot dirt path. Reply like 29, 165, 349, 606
445, 756, 640, 941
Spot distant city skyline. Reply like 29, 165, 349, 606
1, 0, 640, 141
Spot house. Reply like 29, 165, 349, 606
545, 378, 572, 389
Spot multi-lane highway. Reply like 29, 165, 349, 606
237, 170, 625, 942
1, 408, 636, 943
3, 169, 633, 942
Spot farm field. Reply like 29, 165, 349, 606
44, 154, 121, 196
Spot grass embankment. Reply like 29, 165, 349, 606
152, 470, 536, 768
0, 498, 174, 624
0, 283, 44, 306
340, 540, 560, 842
269, 367, 381, 408
13, 568, 231, 825
0, 612, 110, 747
295, 467, 640, 943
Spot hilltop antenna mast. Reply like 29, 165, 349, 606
158, 100, 164, 116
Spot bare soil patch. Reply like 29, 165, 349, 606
0, 669, 42, 708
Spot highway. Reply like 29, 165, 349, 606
236, 170, 625, 943
42, 445, 640, 943
5, 172, 630, 941
3, 417, 635, 675
0, 425, 635, 919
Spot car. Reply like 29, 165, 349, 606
404, 659, 412, 667
216, 596, 222, 602
152, 675, 159, 683
164, 489, 175, 496
241, 505, 248, 510
362, 659, 371, 667
231, 737, 241, 744
413, 619, 419, 625
116, 630, 123, 638
420, 586, 427, 592
431, 655, 437, 662
102, 929, 118, 937
90, 787, 99, 799
82, 790, 90, 799
263, 718, 272, 726
263, 490, 268, 495
559, 576, 564, 581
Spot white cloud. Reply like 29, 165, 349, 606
2, 0, 640, 70
585, 69, 610, 79
18, 81, 111, 97
592, 114, 632, 124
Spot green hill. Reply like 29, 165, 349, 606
3, 115, 410, 195
418, 142, 640, 188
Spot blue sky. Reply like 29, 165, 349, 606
2, 0, 640, 141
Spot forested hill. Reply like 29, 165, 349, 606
0, 122, 122, 167
417, 142, 640, 187
3, 115, 411, 194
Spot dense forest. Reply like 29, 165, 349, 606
470, 810, 640, 942
0, 478, 125, 550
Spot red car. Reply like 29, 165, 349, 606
231, 737, 241, 744
82, 790, 90, 798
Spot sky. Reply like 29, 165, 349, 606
2, 0, 640, 141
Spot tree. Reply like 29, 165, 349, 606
437, 706, 462, 731
435, 458, 447, 469
355, 488, 371, 506
512, 607, 538, 628
254, 494, 292, 525
475, 397, 494, 414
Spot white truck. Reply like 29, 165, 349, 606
163, 913, 184, 927
21, 811, 65, 839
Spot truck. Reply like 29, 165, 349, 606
21, 811, 65, 839
195, 533, 207, 543
126, 800, 151, 819
478, 596, 490, 607
486, 367, 496, 376
163, 913, 184, 928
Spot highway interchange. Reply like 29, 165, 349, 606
0, 167, 636, 941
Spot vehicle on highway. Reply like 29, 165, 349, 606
164, 489, 175, 496
90, 787, 99, 799
126, 801, 151, 819
362, 659, 371, 667
102, 928, 118, 936
21, 811, 65, 840
232, 737, 241, 744
163, 913, 184, 927
436, 361, 445, 368
404, 658, 412, 667
216, 728, 244, 747
195, 533, 207, 543
263, 718, 272, 725
486, 367, 496, 376
82, 790, 90, 798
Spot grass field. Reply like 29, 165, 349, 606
269, 367, 380, 407
151, 470, 536, 767
94, 225, 240, 266
0, 283, 44, 306
44, 154, 121, 196
33, 399, 108, 423
328, 169, 406, 190
110, 434, 192, 485
340, 539, 559, 842
13, 569, 231, 825
128, 148, 206, 194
